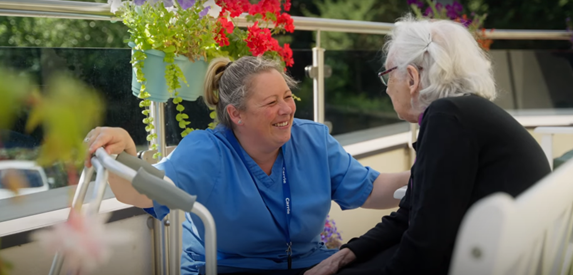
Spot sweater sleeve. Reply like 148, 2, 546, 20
341, 196, 410, 261
381, 112, 479, 274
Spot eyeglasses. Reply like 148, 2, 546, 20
378, 66, 398, 86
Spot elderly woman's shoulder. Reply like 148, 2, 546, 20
428, 94, 493, 113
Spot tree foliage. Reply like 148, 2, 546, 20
299, 0, 408, 51
0, 0, 128, 48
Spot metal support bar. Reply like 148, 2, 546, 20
0, 1, 570, 40
153, 102, 167, 158
154, 219, 169, 275
312, 47, 325, 123
191, 203, 217, 275
154, 102, 183, 275
88, 160, 108, 214
312, 30, 325, 124
149, 101, 170, 275
0, 0, 111, 15
48, 166, 95, 275
48, 148, 217, 275
169, 210, 183, 275
101, 148, 217, 275
49, 158, 112, 275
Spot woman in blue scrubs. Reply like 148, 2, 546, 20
84, 56, 409, 275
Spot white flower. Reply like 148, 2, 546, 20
204, 0, 221, 18
108, 0, 122, 14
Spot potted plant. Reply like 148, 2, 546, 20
110, 0, 297, 158
110, 0, 220, 158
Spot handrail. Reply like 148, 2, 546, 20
0, 0, 570, 40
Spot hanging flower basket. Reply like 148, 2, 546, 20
130, 43, 208, 103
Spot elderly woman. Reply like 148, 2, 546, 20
84, 56, 409, 275
305, 16, 551, 275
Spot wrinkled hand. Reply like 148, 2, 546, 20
83, 127, 136, 167
304, 260, 339, 275
304, 248, 356, 275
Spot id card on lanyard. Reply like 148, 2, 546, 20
225, 128, 294, 269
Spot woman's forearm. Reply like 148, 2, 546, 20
108, 172, 153, 208
82, 127, 153, 208
362, 171, 410, 209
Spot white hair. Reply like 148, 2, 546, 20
384, 14, 496, 109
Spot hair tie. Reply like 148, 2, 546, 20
424, 33, 432, 52
215, 61, 233, 75
424, 41, 432, 51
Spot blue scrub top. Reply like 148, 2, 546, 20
144, 118, 378, 274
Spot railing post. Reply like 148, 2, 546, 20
312, 30, 325, 124
149, 101, 171, 275
168, 210, 183, 275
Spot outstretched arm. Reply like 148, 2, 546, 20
362, 171, 410, 209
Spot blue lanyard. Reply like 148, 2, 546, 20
225, 128, 293, 269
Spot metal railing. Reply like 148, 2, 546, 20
1, 1, 572, 274
0, 0, 571, 40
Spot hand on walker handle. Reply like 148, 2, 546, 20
84, 127, 137, 168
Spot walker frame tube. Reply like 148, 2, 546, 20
48, 148, 217, 275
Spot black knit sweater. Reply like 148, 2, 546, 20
342, 95, 551, 275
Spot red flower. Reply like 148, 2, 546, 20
283, 0, 291, 11
246, 22, 275, 56
214, 17, 234, 47
248, 3, 262, 16
214, 0, 296, 68
249, 0, 281, 20
276, 12, 294, 33
215, 29, 229, 47
218, 17, 234, 34
216, 0, 251, 18
279, 43, 294, 67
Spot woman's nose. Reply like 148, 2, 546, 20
278, 100, 292, 115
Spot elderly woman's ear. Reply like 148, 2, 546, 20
406, 65, 421, 97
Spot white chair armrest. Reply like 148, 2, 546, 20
393, 186, 408, 200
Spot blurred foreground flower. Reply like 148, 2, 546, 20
0, 69, 32, 130
31, 208, 133, 274
25, 74, 104, 168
